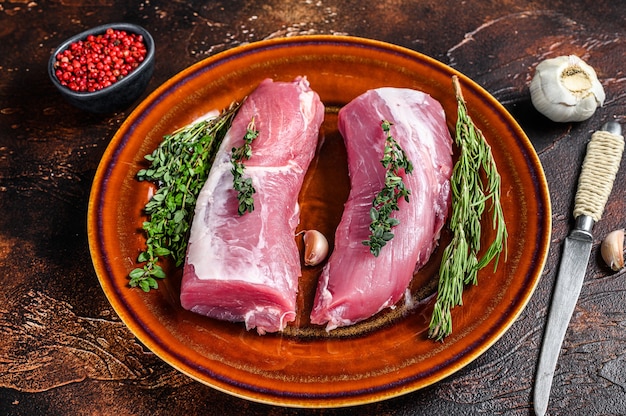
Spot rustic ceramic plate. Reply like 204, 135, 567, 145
88, 36, 551, 408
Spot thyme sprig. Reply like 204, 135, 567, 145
428, 76, 508, 341
362, 120, 414, 257
230, 118, 259, 215
129, 102, 240, 292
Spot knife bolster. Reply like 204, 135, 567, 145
574, 214, 594, 234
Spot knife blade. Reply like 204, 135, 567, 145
533, 121, 624, 416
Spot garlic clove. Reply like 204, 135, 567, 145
601, 228, 624, 271
529, 55, 605, 123
302, 229, 329, 266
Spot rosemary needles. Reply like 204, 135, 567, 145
428, 76, 508, 341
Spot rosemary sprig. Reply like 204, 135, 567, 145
428, 76, 508, 341
362, 120, 414, 257
230, 118, 259, 215
128, 102, 240, 292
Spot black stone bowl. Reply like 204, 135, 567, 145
48, 23, 155, 114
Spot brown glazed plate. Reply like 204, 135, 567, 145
88, 35, 551, 408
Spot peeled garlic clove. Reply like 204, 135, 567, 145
529, 55, 605, 122
601, 229, 624, 271
303, 230, 329, 266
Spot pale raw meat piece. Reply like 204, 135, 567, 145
310, 87, 453, 331
181, 77, 324, 334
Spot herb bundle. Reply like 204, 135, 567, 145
428, 76, 508, 341
129, 103, 240, 292
363, 120, 414, 257
231, 118, 259, 215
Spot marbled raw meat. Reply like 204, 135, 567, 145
181, 77, 324, 334
310, 87, 453, 331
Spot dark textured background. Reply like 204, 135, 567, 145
1, 1, 625, 415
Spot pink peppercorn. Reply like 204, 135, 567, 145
53, 28, 147, 92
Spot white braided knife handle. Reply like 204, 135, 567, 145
573, 125, 624, 222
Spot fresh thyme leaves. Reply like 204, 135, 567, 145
230, 118, 259, 215
428, 76, 508, 341
362, 120, 414, 257
129, 102, 241, 292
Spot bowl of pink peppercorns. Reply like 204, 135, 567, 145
48, 23, 155, 113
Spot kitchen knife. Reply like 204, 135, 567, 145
533, 121, 624, 416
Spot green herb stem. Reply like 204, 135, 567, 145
129, 102, 240, 292
230, 118, 259, 215
428, 76, 507, 341
362, 120, 414, 257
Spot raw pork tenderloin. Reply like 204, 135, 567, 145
310, 87, 453, 331
181, 77, 324, 334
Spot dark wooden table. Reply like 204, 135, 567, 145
1, 1, 625, 415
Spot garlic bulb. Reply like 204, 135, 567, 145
601, 229, 624, 271
529, 55, 605, 122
